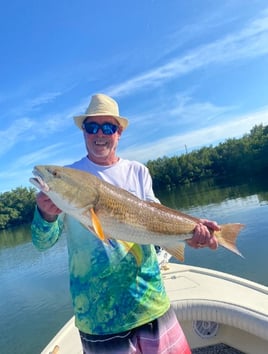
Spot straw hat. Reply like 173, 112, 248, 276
73, 93, 129, 130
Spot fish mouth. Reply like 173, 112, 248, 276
29, 167, 50, 192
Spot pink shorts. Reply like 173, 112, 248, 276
79, 306, 191, 354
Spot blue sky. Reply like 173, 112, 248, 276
1, 0, 268, 192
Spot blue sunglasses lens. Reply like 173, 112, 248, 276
83, 122, 118, 135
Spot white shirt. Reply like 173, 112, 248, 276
68, 156, 159, 202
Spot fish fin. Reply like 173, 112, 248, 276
163, 243, 185, 263
118, 240, 143, 266
216, 223, 244, 257
90, 208, 107, 243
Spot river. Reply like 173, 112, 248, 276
1, 177, 268, 353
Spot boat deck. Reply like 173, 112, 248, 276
161, 263, 268, 354
192, 343, 244, 353
42, 263, 268, 354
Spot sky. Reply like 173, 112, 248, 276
1, 0, 268, 192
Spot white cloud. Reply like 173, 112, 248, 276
0, 118, 34, 156
120, 106, 268, 162
107, 8, 268, 97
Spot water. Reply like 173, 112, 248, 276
1, 178, 268, 353
157, 177, 268, 285
0, 226, 72, 354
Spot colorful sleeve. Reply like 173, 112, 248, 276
31, 206, 64, 251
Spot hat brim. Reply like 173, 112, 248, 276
73, 114, 129, 131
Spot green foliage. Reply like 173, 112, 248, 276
0, 187, 36, 230
147, 124, 268, 191
1, 124, 268, 229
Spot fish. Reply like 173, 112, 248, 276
30, 165, 244, 263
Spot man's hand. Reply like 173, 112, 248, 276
186, 219, 220, 250
36, 192, 62, 222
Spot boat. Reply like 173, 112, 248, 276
41, 259, 268, 354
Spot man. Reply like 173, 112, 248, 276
32, 93, 219, 354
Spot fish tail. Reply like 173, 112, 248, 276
216, 223, 244, 257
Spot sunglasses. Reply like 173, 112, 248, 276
82, 121, 119, 135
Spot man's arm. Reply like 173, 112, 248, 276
31, 192, 63, 250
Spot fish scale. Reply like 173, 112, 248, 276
30, 165, 244, 263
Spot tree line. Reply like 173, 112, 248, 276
0, 187, 36, 230
146, 124, 268, 191
0, 124, 267, 230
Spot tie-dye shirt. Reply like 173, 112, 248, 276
31, 157, 170, 335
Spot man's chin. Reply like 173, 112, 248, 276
88, 151, 111, 163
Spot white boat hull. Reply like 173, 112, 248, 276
163, 264, 268, 354
41, 263, 268, 354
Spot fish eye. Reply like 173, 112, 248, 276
48, 168, 58, 177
